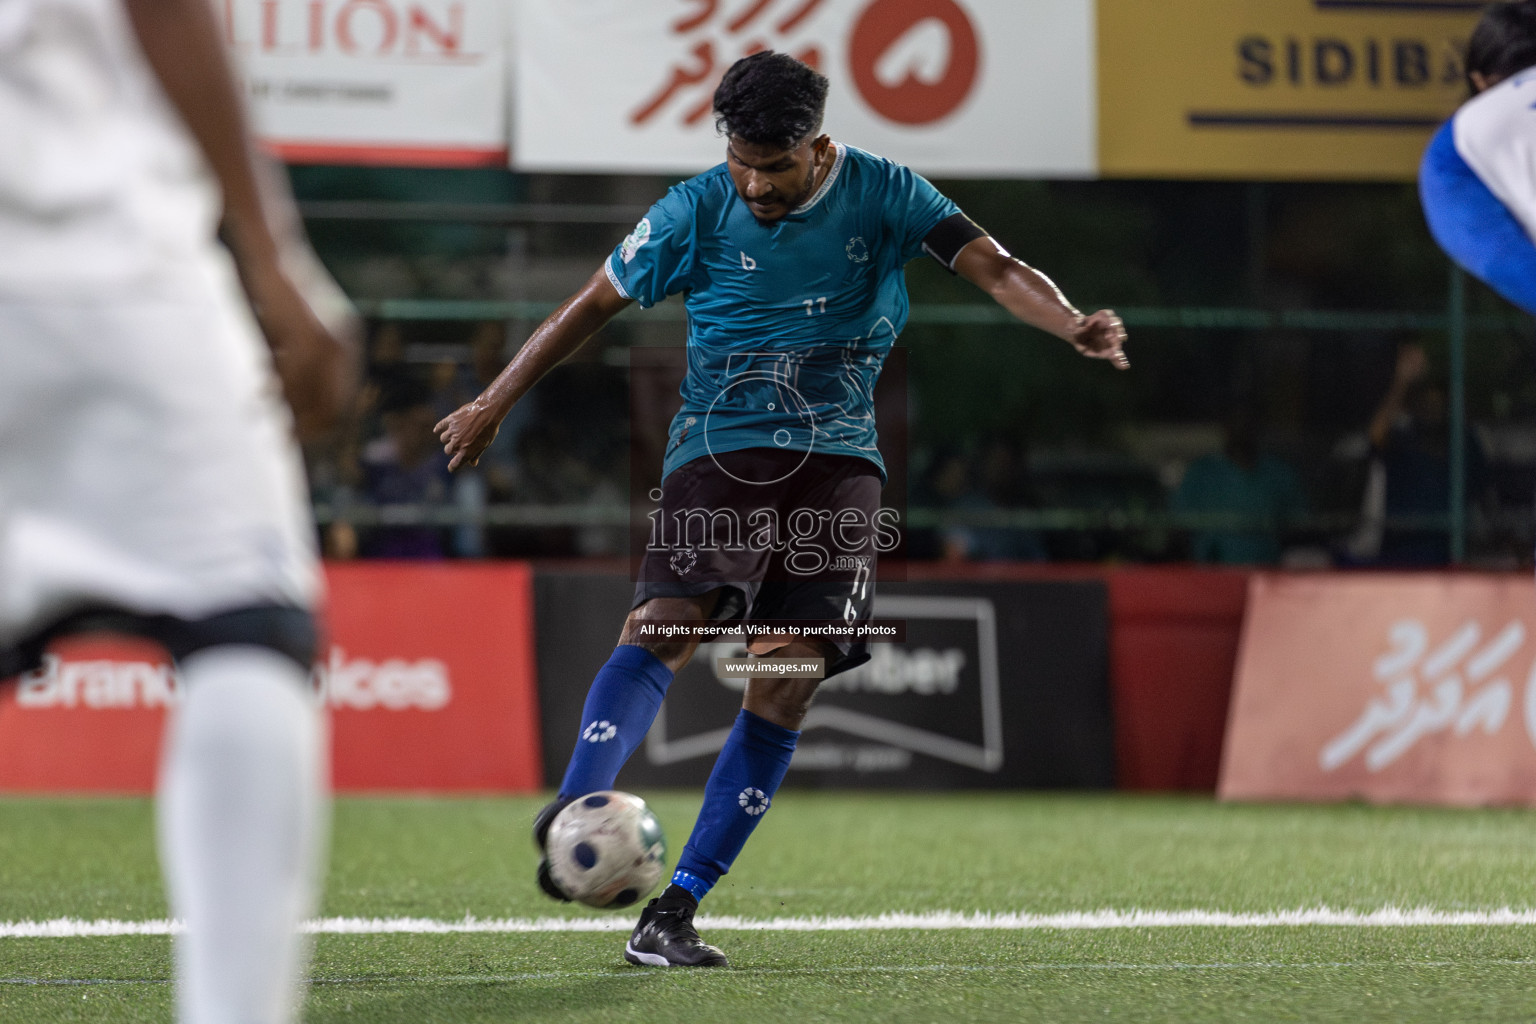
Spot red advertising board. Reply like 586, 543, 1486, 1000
901, 563, 1249, 790
0, 563, 542, 793
1220, 573, 1536, 806
1106, 567, 1249, 792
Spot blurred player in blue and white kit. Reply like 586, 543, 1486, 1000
437, 51, 1128, 968
0, 0, 356, 1019
1420, 0, 1536, 314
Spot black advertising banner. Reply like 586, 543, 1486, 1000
533, 572, 1112, 789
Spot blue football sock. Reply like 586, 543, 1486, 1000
557, 645, 674, 799
671, 709, 799, 902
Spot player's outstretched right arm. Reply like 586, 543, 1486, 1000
435, 268, 632, 471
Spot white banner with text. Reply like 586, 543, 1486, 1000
510, 0, 1095, 177
224, 0, 508, 165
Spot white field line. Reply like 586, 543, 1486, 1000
13, 962, 1536, 986
8, 907, 1536, 939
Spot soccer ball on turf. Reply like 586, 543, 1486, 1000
546, 791, 667, 909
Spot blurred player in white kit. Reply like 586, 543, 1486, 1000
0, 0, 356, 1020
1420, 0, 1536, 314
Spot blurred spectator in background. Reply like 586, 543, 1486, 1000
306, 322, 410, 561
329, 320, 542, 558
359, 375, 451, 558
518, 412, 627, 558
1172, 408, 1307, 565
364, 320, 412, 405
927, 447, 979, 562
305, 366, 369, 562
926, 439, 1047, 563
1353, 342, 1488, 566
430, 321, 534, 556
430, 321, 531, 500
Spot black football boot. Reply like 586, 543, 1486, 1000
623, 896, 729, 967
532, 796, 575, 902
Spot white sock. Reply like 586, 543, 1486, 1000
158, 645, 328, 1024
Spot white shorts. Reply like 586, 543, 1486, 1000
0, 257, 320, 649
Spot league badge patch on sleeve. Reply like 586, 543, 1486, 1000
620, 218, 652, 264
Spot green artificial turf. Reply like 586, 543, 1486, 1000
2, 793, 1536, 1022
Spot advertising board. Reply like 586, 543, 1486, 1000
1221, 573, 1536, 805
0, 563, 542, 792
511, 0, 1095, 176
220, 0, 1481, 179
534, 571, 1113, 788
1098, 0, 1483, 180
224, 0, 508, 165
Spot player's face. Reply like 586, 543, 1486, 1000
726, 135, 830, 223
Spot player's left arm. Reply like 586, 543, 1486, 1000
951, 235, 1129, 370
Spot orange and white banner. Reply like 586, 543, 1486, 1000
1220, 574, 1536, 806
511, 0, 1095, 176
0, 563, 542, 792
224, 0, 508, 166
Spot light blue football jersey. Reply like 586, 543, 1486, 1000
605, 143, 961, 481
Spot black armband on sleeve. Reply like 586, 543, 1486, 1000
921, 212, 988, 273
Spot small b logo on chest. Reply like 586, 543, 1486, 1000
845, 237, 870, 263
740, 251, 757, 271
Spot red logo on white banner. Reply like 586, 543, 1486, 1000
632, 0, 981, 130
849, 0, 979, 125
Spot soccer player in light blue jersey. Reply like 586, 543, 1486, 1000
1420, 0, 1536, 314
436, 51, 1128, 967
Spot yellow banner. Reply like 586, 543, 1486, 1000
1098, 0, 1485, 180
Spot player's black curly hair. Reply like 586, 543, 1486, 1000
712, 51, 829, 149
1466, 0, 1536, 90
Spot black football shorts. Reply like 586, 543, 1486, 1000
633, 448, 883, 676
